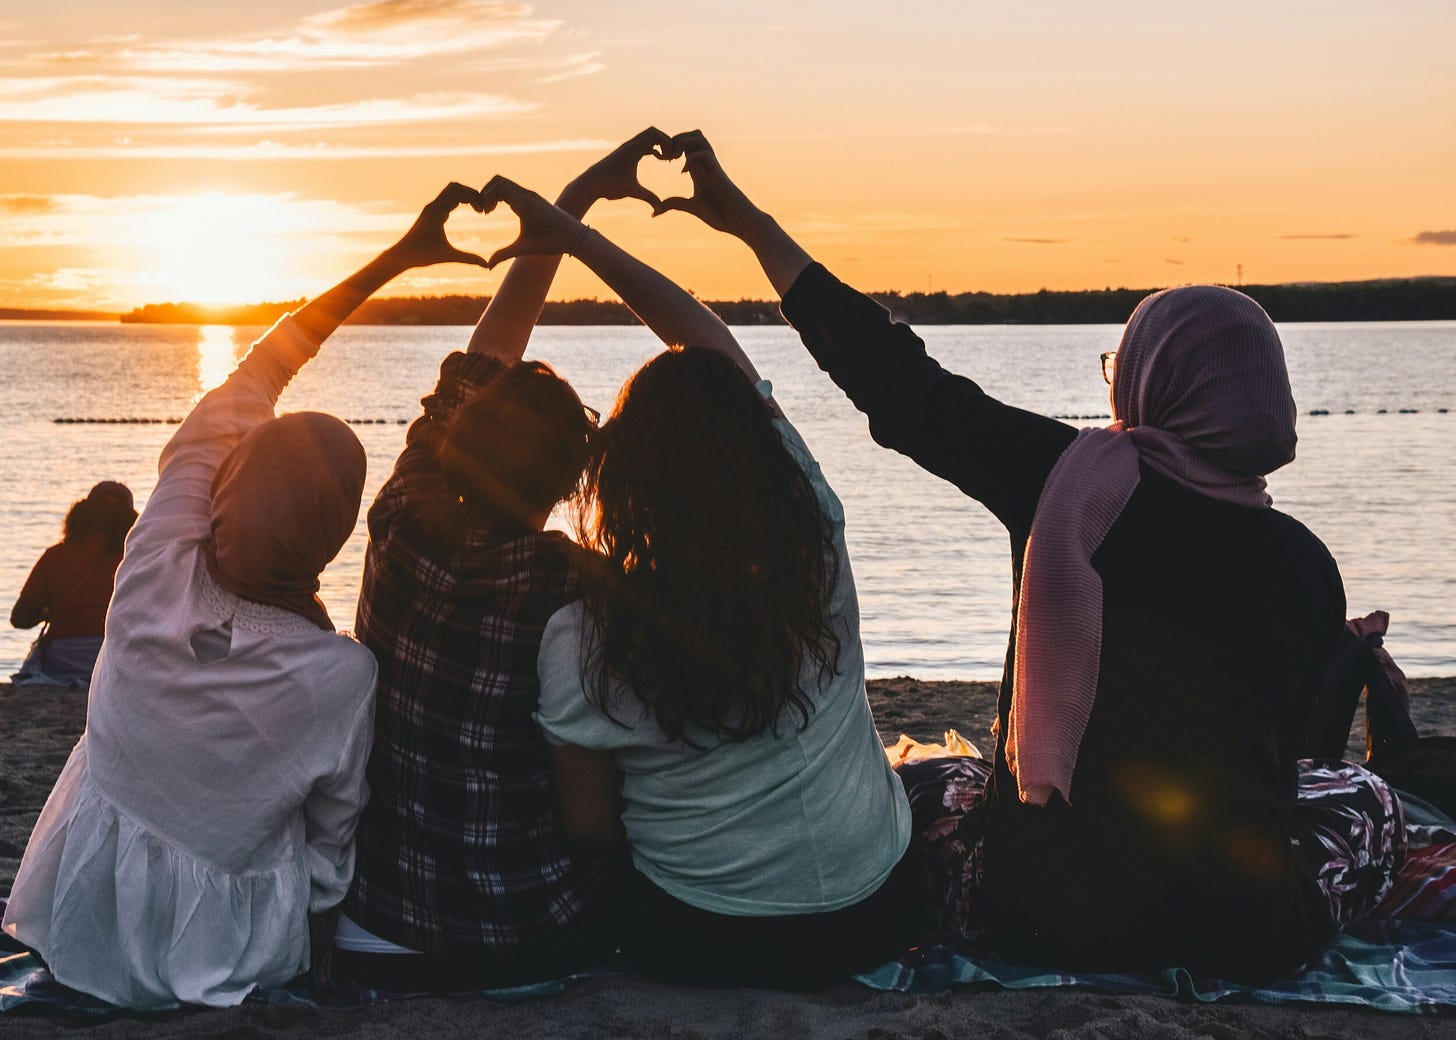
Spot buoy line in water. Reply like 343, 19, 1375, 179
52, 409, 1451, 424
1048, 408, 1450, 420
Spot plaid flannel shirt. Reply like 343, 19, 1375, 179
343, 351, 597, 959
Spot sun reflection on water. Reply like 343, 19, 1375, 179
196, 325, 242, 394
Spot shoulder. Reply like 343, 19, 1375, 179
27, 542, 69, 576
1265, 508, 1343, 590
299, 631, 380, 705
39, 541, 87, 568
535, 600, 614, 741
539, 599, 589, 669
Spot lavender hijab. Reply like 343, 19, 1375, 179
1007, 285, 1297, 807
208, 411, 366, 631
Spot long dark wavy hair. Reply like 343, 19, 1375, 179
576, 347, 841, 743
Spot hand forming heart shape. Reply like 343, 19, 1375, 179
390, 181, 491, 270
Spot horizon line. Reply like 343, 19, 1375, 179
7, 271, 1456, 322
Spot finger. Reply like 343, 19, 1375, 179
480, 174, 524, 205
671, 129, 710, 155
683, 149, 726, 178
486, 176, 545, 217
434, 182, 481, 212
652, 196, 700, 219
476, 178, 504, 214
478, 174, 531, 216
639, 126, 673, 156
450, 248, 491, 268
486, 239, 524, 269
623, 183, 663, 210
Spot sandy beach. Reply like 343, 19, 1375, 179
3, 676, 1454, 1038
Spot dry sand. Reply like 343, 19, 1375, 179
3, 677, 1455, 1038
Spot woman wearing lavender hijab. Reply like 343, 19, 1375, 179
655, 131, 1404, 982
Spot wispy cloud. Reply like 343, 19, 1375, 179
535, 54, 607, 85
45, 1, 559, 73
1278, 233, 1358, 240
1410, 230, 1456, 246
1165, 259, 1185, 265
0, 192, 406, 249
1003, 236, 1066, 244
0, 194, 57, 214
0, 77, 531, 128
0, 137, 610, 161
0, 1, 590, 158
459, 49, 604, 80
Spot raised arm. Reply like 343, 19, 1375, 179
466, 128, 675, 362
291, 182, 487, 347
480, 176, 761, 385
129, 185, 488, 558
654, 132, 1076, 531
655, 130, 812, 298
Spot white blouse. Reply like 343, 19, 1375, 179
2, 317, 377, 1008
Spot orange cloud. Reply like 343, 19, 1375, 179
88, 0, 559, 72
0, 194, 57, 214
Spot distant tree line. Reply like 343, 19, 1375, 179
118, 276, 1456, 326
0, 307, 118, 321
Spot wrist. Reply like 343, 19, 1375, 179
556, 181, 598, 220
735, 207, 781, 249
566, 223, 596, 258
374, 244, 414, 279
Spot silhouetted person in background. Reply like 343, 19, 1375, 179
11, 481, 138, 688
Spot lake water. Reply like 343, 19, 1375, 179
1, 319, 1452, 679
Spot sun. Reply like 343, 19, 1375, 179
133, 193, 311, 306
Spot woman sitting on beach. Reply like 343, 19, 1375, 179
2, 186, 492, 1008
653, 132, 1404, 983
476, 177, 921, 990
11, 481, 137, 688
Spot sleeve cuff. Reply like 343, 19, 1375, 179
241, 314, 315, 389
779, 262, 839, 326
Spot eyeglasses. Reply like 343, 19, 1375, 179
1100, 351, 1117, 385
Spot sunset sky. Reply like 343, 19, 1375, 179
1, 0, 1452, 310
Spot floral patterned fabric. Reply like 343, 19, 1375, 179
896, 756, 1405, 943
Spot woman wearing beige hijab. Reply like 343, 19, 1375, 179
3, 186, 489, 1008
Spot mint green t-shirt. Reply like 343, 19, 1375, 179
534, 387, 911, 917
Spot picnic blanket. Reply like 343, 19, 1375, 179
855, 917, 1456, 1012
6, 767, 1456, 1019
5, 895, 1456, 1018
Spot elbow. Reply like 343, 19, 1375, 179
11, 605, 40, 630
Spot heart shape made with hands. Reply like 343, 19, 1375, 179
634, 150, 689, 211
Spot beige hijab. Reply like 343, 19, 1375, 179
208, 411, 366, 630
